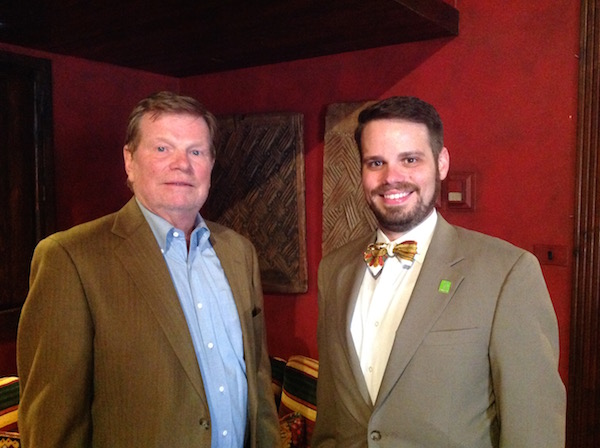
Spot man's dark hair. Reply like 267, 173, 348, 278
354, 96, 444, 158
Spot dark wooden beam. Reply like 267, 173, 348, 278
0, 0, 458, 77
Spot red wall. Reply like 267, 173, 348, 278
0, 0, 579, 383
181, 0, 580, 383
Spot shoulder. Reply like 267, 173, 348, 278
36, 199, 146, 256
320, 233, 374, 268
44, 198, 143, 245
454, 225, 527, 257
29, 212, 122, 272
42, 212, 119, 247
436, 218, 538, 271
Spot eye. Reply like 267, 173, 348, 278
190, 148, 211, 158
403, 156, 421, 165
366, 160, 383, 169
157, 146, 167, 152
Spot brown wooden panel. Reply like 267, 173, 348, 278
0, 70, 36, 309
0, 52, 54, 377
322, 101, 377, 256
0, 0, 459, 77
202, 113, 307, 294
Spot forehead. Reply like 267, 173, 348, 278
139, 112, 208, 134
362, 119, 432, 154
363, 118, 429, 139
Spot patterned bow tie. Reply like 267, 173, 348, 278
363, 241, 418, 276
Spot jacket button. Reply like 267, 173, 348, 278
199, 418, 210, 430
370, 430, 382, 441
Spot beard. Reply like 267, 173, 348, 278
368, 174, 441, 235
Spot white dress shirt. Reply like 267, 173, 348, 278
351, 210, 438, 403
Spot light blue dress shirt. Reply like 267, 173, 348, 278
139, 201, 248, 448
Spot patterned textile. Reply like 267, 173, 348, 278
0, 378, 18, 433
0, 377, 19, 447
279, 412, 305, 448
278, 356, 318, 446
0, 432, 20, 448
271, 356, 287, 410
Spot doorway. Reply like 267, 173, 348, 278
0, 51, 54, 375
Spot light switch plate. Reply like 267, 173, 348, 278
442, 172, 474, 210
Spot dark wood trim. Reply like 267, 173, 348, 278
0, 51, 55, 240
568, 0, 600, 445
0, 51, 54, 318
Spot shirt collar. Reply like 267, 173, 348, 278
136, 198, 210, 253
375, 210, 438, 263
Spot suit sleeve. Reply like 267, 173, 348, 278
489, 251, 566, 447
311, 258, 338, 447
17, 237, 94, 447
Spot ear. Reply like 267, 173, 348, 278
438, 147, 450, 181
123, 145, 133, 178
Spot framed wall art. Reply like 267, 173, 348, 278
322, 101, 376, 256
202, 112, 307, 294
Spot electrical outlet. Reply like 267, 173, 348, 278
533, 244, 568, 266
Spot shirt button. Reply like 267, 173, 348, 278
368, 366, 373, 372
374, 321, 380, 327
197, 303, 203, 309
219, 386, 225, 392
222, 430, 228, 437
173, 231, 180, 237
208, 342, 214, 349
370, 430, 382, 441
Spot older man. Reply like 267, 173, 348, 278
18, 91, 280, 447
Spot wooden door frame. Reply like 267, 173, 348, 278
0, 51, 54, 338
0, 51, 55, 241
569, 0, 600, 445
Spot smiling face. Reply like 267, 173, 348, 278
124, 112, 214, 229
361, 119, 449, 240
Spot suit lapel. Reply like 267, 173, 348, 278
337, 234, 377, 407
376, 217, 465, 405
112, 199, 206, 398
208, 225, 254, 355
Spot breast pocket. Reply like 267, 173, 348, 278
423, 328, 483, 346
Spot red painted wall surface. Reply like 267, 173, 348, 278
181, 0, 579, 383
0, 0, 579, 384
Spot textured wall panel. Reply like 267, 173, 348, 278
323, 101, 376, 256
203, 113, 307, 294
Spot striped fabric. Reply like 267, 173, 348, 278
270, 356, 287, 409
0, 377, 19, 433
278, 355, 318, 445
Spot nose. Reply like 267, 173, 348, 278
383, 162, 408, 184
170, 148, 192, 170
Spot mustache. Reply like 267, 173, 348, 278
372, 182, 419, 195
